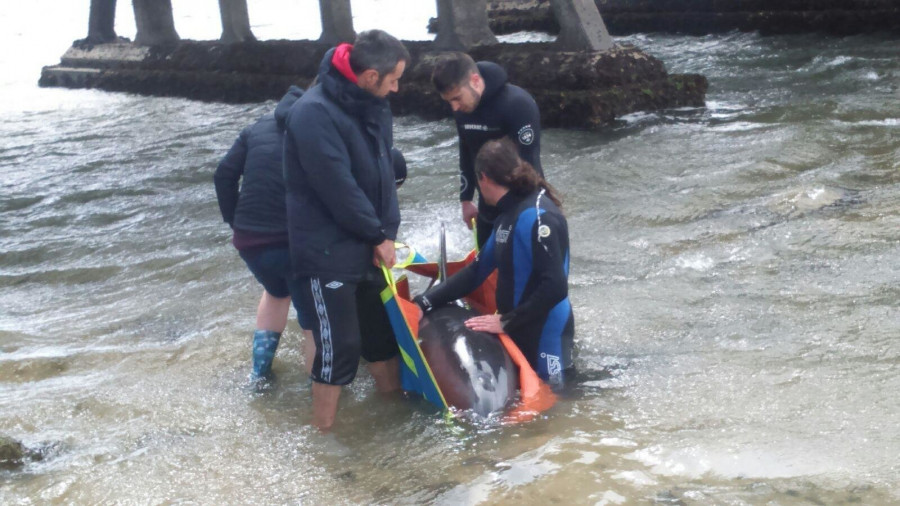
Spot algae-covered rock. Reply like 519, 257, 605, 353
481, 0, 900, 36
0, 435, 25, 470
40, 39, 706, 129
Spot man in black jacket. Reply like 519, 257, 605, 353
215, 85, 409, 387
431, 52, 543, 248
283, 30, 409, 431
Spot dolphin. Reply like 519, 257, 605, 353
414, 224, 519, 417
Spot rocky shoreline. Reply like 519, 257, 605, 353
40, 39, 707, 130
482, 0, 900, 36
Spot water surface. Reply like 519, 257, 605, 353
1, 2, 899, 504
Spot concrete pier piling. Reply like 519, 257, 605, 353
40, 0, 710, 130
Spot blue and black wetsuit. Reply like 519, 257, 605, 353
416, 189, 574, 385
454, 62, 543, 247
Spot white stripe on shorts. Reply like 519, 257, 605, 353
310, 277, 333, 383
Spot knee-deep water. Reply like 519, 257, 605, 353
1, 1, 899, 504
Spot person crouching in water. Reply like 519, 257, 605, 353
414, 138, 574, 385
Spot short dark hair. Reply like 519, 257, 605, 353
349, 30, 410, 79
431, 52, 478, 94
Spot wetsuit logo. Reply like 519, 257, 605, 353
518, 125, 535, 145
538, 224, 551, 238
496, 225, 511, 243
459, 174, 469, 194
542, 352, 562, 383
325, 281, 343, 289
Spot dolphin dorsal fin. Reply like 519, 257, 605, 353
438, 222, 448, 283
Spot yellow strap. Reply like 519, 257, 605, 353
392, 241, 421, 270
381, 264, 398, 295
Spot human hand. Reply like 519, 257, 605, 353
465, 314, 503, 334
461, 201, 478, 229
374, 239, 396, 268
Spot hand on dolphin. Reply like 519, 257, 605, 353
464, 314, 503, 334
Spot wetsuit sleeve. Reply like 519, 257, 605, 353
458, 126, 477, 202
213, 126, 250, 226
505, 91, 543, 177
415, 234, 498, 312
286, 102, 387, 245
500, 212, 567, 334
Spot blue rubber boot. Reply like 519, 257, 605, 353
251, 330, 281, 380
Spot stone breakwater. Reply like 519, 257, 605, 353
480, 0, 900, 36
40, 40, 706, 130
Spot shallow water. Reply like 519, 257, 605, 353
2, 2, 899, 504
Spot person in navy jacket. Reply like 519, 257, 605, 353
431, 52, 543, 248
283, 30, 409, 431
215, 85, 409, 387
214, 86, 314, 384
415, 138, 574, 386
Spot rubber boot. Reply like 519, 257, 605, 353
251, 330, 281, 380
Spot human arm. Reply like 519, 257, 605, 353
457, 129, 477, 203
212, 126, 250, 226
414, 233, 498, 314
457, 127, 480, 228
373, 239, 396, 268
461, 201, 478, 230
505, 90, 543, 177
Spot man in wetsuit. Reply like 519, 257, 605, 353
431, 52, 543, 248
283, 30, 409, 431
414, 139, 573, 386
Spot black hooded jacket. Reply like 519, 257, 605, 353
454, 62, 543, 222
214, 86, 304, 236
282, 48, 400, 282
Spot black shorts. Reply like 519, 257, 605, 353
296, 270, 398, 385
238, 246, 311, 329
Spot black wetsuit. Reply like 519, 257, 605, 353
416, 189, 574, 385
454, 62, 543, 247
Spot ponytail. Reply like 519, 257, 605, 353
475, 139, 563, 209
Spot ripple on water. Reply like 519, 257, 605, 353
56, 187, 156, 205
0, 265, 123, 286
0, 195, 44, 212
0, 356, 71, 384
